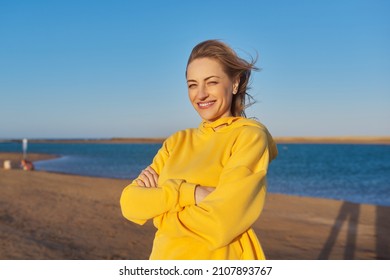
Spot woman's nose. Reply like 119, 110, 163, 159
197, 84, 208, 99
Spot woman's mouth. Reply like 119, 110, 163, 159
197, 101, 216, 109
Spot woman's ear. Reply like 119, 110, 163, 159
232, 77, 240, 95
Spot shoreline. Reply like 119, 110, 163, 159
1, 152, 389, 259
2, 151, 389, 207
1, 152, 388, 207
0, 152, 59, 169
1, 136, 390, 145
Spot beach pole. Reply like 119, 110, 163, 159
22, 138, 28, 160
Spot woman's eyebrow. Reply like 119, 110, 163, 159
187, 76, 221, 83
204, 75, 221, 81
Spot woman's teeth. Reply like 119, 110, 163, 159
198, 101, 215, 108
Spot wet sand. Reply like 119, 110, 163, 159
0, 153, 389, 260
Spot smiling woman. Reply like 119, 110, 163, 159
186, 40, 259, 120
120, 40, 278, 260
187, 58, 238, 122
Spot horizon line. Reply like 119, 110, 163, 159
1, 136, 390, 145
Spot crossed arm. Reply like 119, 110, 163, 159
136, 166, 214, 204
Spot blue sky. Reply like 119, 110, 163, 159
1, 0, 389, 138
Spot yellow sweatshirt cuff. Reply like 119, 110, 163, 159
179, 182, 197, 207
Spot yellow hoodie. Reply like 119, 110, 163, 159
120, 116, 278, 260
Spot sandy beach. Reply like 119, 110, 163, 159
0, 152, 389, 260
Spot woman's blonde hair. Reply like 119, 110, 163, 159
186, 40, 259, 117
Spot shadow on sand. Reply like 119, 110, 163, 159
318, 201, 390, 259
375, 205, 390, 259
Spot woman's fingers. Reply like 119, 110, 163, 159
136, 166, 159, 188
139, 171, 153, 188
135, 179, 145, 187
144, 166, 159, 187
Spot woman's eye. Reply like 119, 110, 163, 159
208, 81, 218, 86
188, 84, 197, 89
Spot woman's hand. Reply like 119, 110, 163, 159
136, 166, 159, 188
195, 186, 215, 205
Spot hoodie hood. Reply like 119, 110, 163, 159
198, 116, 278, 162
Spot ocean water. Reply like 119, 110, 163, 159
1, 142, 389, 206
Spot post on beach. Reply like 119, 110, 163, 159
22, 138, 28, 160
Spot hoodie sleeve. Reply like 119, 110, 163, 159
120, 134, 198, 225
154, 126, 277, 250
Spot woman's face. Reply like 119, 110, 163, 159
186, 58, 238, 122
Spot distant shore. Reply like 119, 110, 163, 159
2, 136, 390, 145
0, 138, 166, 144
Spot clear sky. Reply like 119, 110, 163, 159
1, 0, 389, 139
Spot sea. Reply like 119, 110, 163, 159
1, 141, 389, 206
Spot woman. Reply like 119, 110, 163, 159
120, 40, 278, 260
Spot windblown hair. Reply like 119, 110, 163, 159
186, 40, 259, 117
